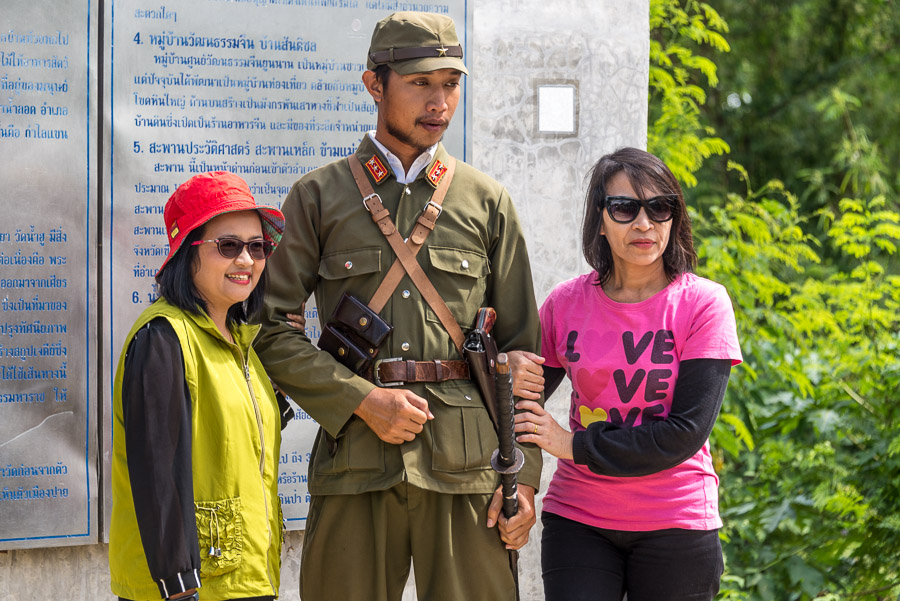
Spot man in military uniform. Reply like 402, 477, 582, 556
254, 11, 542, 601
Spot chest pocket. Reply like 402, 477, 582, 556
425, 246, 490, 329
319, 248, 382, 280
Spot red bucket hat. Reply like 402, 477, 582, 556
159, 171, 285, 273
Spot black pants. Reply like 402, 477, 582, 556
541, 512, 723, 601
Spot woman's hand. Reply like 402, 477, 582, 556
514, 400, 574, 460
506, 350, 545, 400
285, 302, 306, 331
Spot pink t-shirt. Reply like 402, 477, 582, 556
540, 272, 742, 531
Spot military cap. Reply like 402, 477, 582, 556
366, 11, 469, 75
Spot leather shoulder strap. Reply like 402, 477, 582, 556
367, 158, 456, 312
348, 155, 465, 357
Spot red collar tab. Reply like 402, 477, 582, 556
427, 159, 447, 188
365, 155, 389, 184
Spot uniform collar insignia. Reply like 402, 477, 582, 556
427, 159, 447, 188
365, 155, 389, 184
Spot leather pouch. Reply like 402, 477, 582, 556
331, 292, 392, 348
318, 325, 374, 374
317, 293, 393, 374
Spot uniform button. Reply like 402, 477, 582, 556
402, 290, 411, 299
401, 342, 410, 351
404, 187, 412, 195
344, 261, 352, 270
461, 259, 469, 270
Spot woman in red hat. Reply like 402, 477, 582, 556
109, 172, 287, 601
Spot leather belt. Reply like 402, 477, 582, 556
368, 358, 470, 387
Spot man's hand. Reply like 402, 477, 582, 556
486, 484, 536, 550
354, 387, 434, 444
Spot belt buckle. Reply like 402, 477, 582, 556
373, 357, 404, 387
423, 199, 443, 218
362, 192, 382, 212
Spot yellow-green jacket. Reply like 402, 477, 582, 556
255, 137, 542, 496
110, 299, 282, 600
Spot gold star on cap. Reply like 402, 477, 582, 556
436, 46, 449, 57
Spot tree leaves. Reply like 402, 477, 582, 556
648, 0, 731, 187
649, 2, 900, 598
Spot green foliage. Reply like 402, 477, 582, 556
693, 0, 900, 212
694, 153, 900, 599
648, 0, 731, 187
649, 2, 900, 599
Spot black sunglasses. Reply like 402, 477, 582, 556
600, 194, 677, 224
191, 237, 275, 260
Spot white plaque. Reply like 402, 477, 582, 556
537, 83, 577, 134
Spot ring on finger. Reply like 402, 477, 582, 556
533, 423, 539, 435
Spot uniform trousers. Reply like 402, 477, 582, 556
300, 482, 516, 601
541, 512, 723, 601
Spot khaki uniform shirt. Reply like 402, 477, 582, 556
255, 136, 542, 496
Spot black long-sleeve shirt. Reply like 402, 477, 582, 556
543, 358, 731, 477
121, 318, 201, 598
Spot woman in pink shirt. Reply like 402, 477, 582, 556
511, 147, 741, 601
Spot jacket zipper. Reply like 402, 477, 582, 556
236, 343, 277, 596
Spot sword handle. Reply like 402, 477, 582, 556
494, 354, 522, 601
494, 354, 520, 519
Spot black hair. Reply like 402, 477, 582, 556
582, 147, 696, 286
155, 219, 269, 325
373, 64, 392, 94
